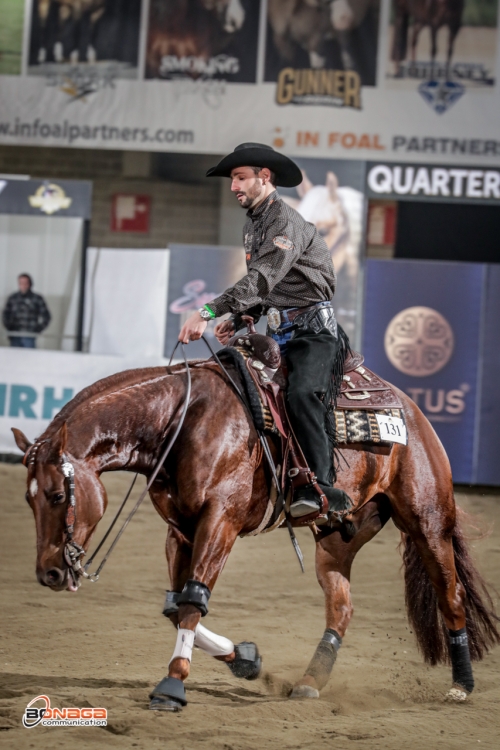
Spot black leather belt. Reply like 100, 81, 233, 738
267, 301, 336, 337
280, 301, 332, 325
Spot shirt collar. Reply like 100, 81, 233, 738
247, 190, 280, 221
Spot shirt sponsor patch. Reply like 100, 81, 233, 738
273, 235, 294, 251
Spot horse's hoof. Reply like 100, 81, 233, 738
290, 684, 320, 700
445, 687, 468, 702
227, 641, 262, 680
149, 676, 187, 710
149, 695, 183, 712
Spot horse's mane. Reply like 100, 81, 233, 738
42, 365, 181, 438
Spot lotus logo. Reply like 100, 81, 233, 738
384, 306, 454, 377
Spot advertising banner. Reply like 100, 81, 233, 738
387, 0, 498, 109
164, 243, 247, 359
146, 0, 261, 83
362, 258, 485, 483
27, 0, 143, 79
0, 177, 92, 219
281, 158, 366, 343
0, 348, 167, 454
265, 0, 380, 101
0, 0, 25, 75
366, 161, 500, 204
1, 1, 500, 162
475, 264, 500, 485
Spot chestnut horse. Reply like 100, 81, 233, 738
12, 358, 499, 710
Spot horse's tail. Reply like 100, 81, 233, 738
402, 511, 500, 665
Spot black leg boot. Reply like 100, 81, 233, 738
286, 328, 353, 520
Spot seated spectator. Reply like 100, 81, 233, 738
2, 274, 51, 348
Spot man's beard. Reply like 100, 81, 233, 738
236, 179, 262, 208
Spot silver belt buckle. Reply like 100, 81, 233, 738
267, 307, 281, 332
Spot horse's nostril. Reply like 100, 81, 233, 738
45, 568, 65, 587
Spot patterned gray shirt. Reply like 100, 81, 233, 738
209, 191, 336, 319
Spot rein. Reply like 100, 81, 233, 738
59, 343, 192, 585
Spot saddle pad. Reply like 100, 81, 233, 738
204, 346, 405, 447
215, 346, 275, 433
334, 408, 405, 445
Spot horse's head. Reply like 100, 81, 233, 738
201, 0, 245, 33
12, 424, 108, 593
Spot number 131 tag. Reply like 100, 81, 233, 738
375, 414, 408, 445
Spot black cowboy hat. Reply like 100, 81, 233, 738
206, 142, 302, 188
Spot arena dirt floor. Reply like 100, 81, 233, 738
1, 463, 499, 750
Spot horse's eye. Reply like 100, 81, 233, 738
25, 492, 30, 505
51, 493, 66, 505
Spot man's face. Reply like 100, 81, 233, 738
18, 276, 30, 294
230, 167, 266, 209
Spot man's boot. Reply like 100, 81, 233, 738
290, 484, 353, 520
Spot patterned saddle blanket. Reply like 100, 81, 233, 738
219, 331, 405, 447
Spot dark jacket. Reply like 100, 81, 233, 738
2, 290, 51, 334
209, 190, 336, 319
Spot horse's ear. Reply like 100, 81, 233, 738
326, 171, 339, 200
51, 423, 68, 457
297, 170, 313, 198
11, 428, 32, 455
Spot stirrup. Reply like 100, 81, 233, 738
290, 497, 321, 518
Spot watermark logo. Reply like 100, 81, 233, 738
23, 695, 107, 729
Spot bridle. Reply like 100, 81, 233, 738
60, 457, 87, 587
23, 438, 84, 587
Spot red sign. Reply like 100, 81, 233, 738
111, 194, 151, 233
367, 203, 396, 246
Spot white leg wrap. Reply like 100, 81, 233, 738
169, 628, 195, 665
194, 623, 234, 657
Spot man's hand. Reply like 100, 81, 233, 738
178, 311, 208, 343
214, 319, 235, 345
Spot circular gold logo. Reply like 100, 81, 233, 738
384, 306, 454, 377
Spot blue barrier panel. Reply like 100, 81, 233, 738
362, 259, 485, 484
475, 265, 500, 485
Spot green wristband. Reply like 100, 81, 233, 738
204, 304, 216, 319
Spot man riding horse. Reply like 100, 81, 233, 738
178, 142, 353, 520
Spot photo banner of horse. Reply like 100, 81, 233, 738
362, 258, 500, 485
1, 1, 500, 163
279, 158, 366, 342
